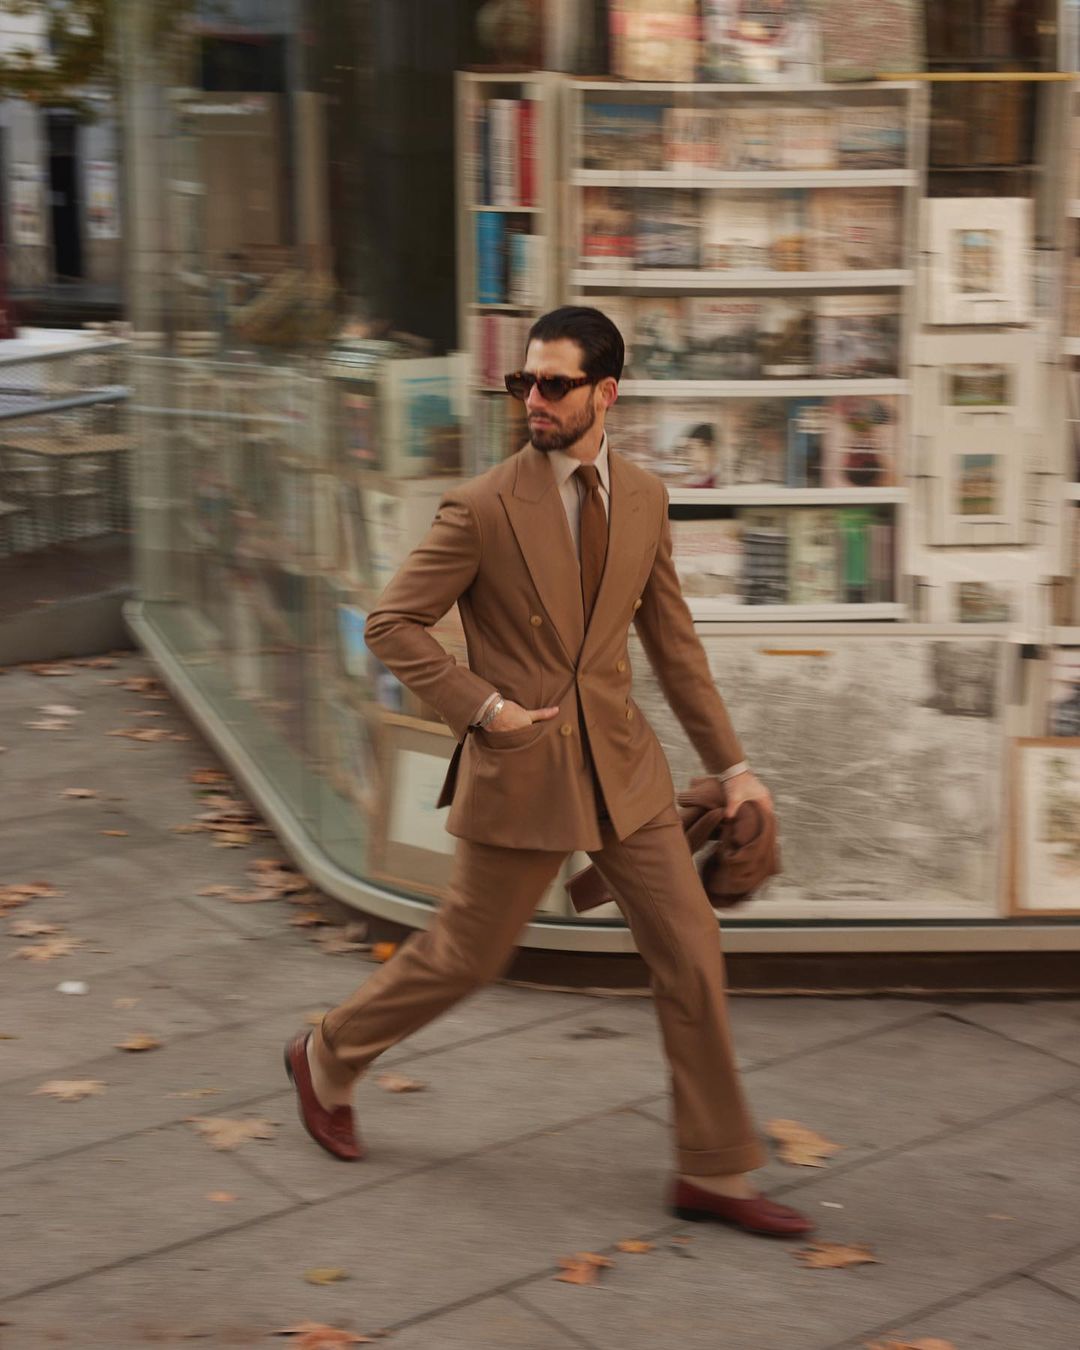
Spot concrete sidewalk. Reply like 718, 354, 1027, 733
1, 652, 1079, 1349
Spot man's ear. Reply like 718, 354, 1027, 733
601, 378, 618, 409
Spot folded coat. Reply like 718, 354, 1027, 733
566, 775, 780, 913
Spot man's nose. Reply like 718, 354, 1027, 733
525, 383, 548, 412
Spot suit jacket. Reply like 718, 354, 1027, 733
364, 442, 745, 852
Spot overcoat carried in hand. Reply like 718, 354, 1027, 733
364, 443, 745, 853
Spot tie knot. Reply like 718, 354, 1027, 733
575, 462, 601, 492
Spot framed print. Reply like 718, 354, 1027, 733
367, 712, 458, 896
913, 331, 1040, 435
923, 198, 1031, 326
1011, 738, 1080, 914
930, 425, 1024, 545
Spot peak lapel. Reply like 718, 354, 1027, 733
582, 451, 643, 658
499, 446, 585, 662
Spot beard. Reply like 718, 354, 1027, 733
528, 398, 597, 453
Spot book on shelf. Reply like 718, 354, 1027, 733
472, 313, 531, 389
824, 396, 898, 488
786, 397, 828, 488
581, 186, 636, 268
685, 298, 761, 380
476, 211, 506, 303
789, 507, 843, 604
728, 399, 788, 484
671, 518, 744, 598
470, 94, 538, 208
635, 189, 701, 269
737, 508, 790, 605
609, 0, 701, 83
817, 1, 923, 84
815, 295, 900, 379
808, 188, 901, 271
759, 298, 815, 379
835, 105, 906, 169
475, 211, 542, 304
655, 404, 730, 486
583, 101, 665, 172
628, 297, 688, 379
508, 229, 546, 308
836, 505, 877, 604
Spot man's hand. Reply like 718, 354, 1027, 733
722, 770, 773, 820
486, 699, 560, 733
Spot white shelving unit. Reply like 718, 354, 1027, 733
565, 76, 927, 623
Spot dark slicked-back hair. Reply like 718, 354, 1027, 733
526, 306, 625, 383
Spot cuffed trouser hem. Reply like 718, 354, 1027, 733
310, 1020, 362, 1091
676, 1139, 769, 1177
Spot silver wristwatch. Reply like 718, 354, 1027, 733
478, 696, 505, 729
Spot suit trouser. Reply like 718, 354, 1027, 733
314, 802, 768, 1176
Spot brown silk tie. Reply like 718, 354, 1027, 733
575, 462, 608, 623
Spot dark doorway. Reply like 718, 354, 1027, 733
46, 112, 83, 280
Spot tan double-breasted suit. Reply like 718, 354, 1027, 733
313, 440, 768, 1176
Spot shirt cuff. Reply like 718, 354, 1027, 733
708, 760, 750, 783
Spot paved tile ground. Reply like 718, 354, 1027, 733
1, 653, 1079, 1349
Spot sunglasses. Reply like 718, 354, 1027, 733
504, 371, 595, 403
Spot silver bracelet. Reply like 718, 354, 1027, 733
478, 696, 505, 729
711, 760, 750, 783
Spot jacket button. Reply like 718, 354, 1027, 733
632, 598, 643, 611
530, 614, 543, 627
560, 723, 573, 736
625, 707, 634, 720
616, 659, 627, 673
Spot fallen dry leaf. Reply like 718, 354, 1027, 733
196, 885, 232, 897
187, 1116, 276, 1150
34, 1079, 106, 1102
1, 882, 59, 902
290, 911, 330, 928
275, 1325, 376, 1347
12, 935, 80, 962
168, 1087, 222, 1099
108, 727, 173, 742
767, 1118, 843, 1168
61, 788, 97, 799
371, 942, 397, 962
796, 1241, 880, 1270
670, 1236, 693, 1245
28, 664, 76, 677
376, 1073, 426, 1094
78, 657, 117, 669
207, 1191, 237, 1204
113, 997, 140, 1009
313, 930, 371, 955
303, 1268, 350, 1286
190, 768, 231, 785
40, 704, 80, 717
615, 1239, 653, 1254
7, 918, 63, 937
25, 719, 71, 731
101, 829, 129, 837
555, 1252, 616, 1286
115, 1033, 162, 1053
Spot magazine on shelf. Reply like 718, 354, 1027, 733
685, 297, 761, 379
609, 0, 701, 83
770, 189, 808, 271
629, 297, 688, 379
815, 295, 900, 379
737, 508, 789, 605
824, 396, 898, 488
1048, 648, 1080, 737
606, 399, 656, 471
759, 298, 815, 379
336, 381, 379, 471
581, 186, 635, 268
837, 506, 878, 603
808, 189, 901, 271
671, 519, 744, 599
700, 1, 821, 84
786, 397, 828, 488
595, 295, 636, 373
635, 189, 701, 269
724, 108, 780, 170
662, 107, 725, 172
818, 2, 922, 84
583, 101, 665, 171
789, 508, 843, 605
379, 355, 468, 478
702, 191, 774, 271
728, 398, 788, 484
777, 107, 835, 170
835, 105, 907, 169
654, 404, 730, 486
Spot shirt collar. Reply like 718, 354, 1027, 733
548, 432, 610, 493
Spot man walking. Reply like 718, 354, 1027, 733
285, 306, 813, 1238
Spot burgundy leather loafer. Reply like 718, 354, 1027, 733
283, 1032, 364, 1162
672, 1179, 815, 1238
